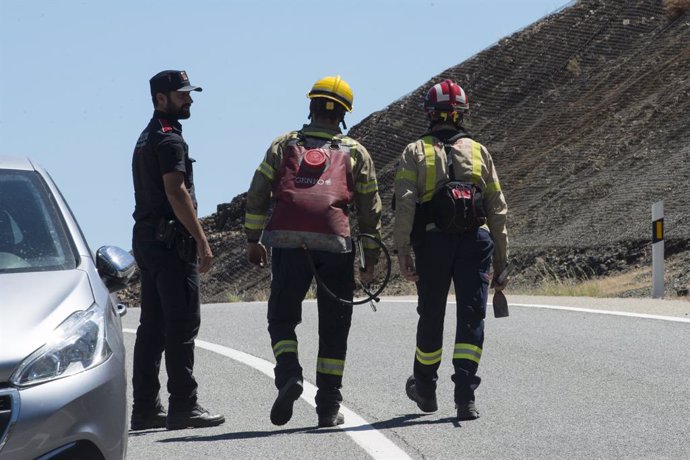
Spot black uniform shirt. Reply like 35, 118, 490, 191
132, 111, 197, 223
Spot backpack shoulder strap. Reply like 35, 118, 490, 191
445, 131, 470, 145
442, 130, 471, 181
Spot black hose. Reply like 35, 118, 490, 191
304, 234, 391, 306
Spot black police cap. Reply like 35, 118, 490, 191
149, 70, 202, 95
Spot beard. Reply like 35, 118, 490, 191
164, 99, 191, 119
177, 104, 191, 119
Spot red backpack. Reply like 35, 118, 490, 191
262, 133, 355, 253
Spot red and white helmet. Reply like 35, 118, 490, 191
423, 79, 469, 113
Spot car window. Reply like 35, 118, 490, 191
0, 169, 77, 273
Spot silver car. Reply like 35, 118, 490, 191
0, 157, 134, 460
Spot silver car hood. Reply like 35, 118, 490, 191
0, 269, 95, 382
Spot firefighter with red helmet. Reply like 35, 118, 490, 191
244, 76, 382, 428
393, 79, 508, 421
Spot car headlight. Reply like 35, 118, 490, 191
10, 304, 112, 387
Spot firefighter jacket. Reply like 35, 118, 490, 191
393, 129, 508, 275
245, 124, 383, 266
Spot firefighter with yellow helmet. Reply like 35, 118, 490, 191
244, 75, 382, 428
393, 79, 508, 421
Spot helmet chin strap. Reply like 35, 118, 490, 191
452, 111, 463, 128
428, 110, 463, 129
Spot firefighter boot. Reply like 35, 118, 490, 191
318, 411, 345, 428
405, 375, 438, 413
270, 376, 304, 426
456, 401, 480, 421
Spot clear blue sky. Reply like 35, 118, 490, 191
0, 0, 569, 251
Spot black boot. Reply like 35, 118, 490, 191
130, 404, 167, 431
270, 376, 303, 426
318, 412, 345, 428
405, 375, 438, 413
456, 401, 480, 421
166, 404, 225, 430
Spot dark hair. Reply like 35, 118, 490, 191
151, 91, 170, 108
309, 98, 346, 123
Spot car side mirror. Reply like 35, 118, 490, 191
96, 245, 136, 293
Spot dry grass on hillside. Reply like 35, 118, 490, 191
525, 269, 651, 298
511, 248, 690, 300
663, 0, 690, 17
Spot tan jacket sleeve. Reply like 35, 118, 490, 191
479, 144, 509, 275
393, 141, 422, 257
350, 141, 383, 266
244, 133, 290, 242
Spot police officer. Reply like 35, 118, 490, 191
245, 75, 382, 428
393, 79, 508, 421
130, 70, 224, 431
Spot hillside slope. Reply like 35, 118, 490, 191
125, 0, 690, 304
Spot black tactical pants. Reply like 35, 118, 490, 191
131, 223, 200, 413
268, 247, 354, 417
413, 228, 493, 404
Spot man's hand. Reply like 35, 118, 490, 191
197, 239, 214, 274
359, 264, 375, 284
397, 254, 418, 282
491, 267, 509, 292
247, 242, 268, 268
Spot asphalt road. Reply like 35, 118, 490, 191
121, 296, 690, 460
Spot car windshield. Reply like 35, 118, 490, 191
0, 169, 77, 273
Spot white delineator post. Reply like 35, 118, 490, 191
652, 201, 664, 298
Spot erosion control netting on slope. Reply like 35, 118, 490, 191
353, 0, 690, 251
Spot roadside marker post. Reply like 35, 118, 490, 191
652, 201, 664, 298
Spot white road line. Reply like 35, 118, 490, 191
511, 303, 690, 323
390, 299, 690, 323
123, 329, 411, 460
